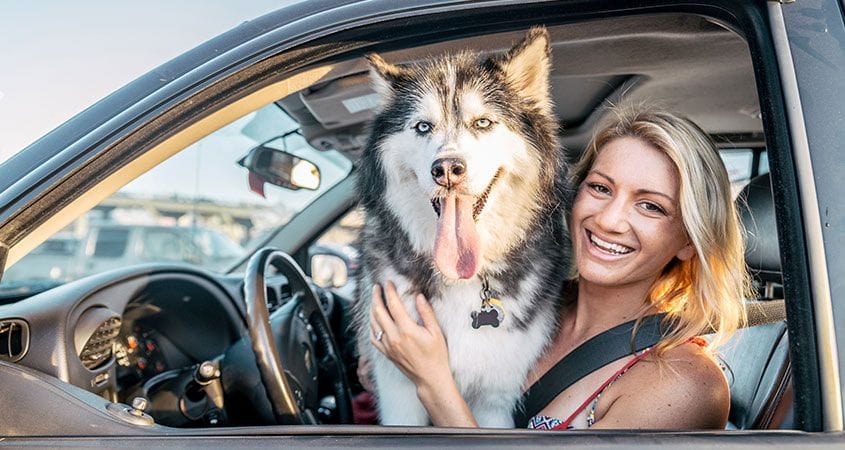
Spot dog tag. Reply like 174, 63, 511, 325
471, 297, 505, 329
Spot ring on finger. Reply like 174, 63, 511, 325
375, 330, 384, 342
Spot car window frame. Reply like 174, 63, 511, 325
0, 0, 837, 442
777, 0, 845, 431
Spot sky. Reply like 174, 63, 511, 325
0, 0, 301, 163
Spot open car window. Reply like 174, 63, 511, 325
0, 103, 352, 287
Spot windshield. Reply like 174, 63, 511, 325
1, 103, 352, 287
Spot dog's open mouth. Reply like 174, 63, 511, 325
430, 167, 504, 221
430, 167, 504, 280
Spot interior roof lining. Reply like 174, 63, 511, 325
286, 12, 762, 151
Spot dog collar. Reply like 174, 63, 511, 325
471, 275, 505, 329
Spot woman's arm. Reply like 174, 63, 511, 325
370, 282, 478, 427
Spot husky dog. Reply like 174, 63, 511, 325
354, 28, 569, 428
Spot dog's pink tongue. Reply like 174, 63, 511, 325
434, 194, 479, 280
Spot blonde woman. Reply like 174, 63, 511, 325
369, 105, 751, 429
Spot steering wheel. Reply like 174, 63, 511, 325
242, 248, 353, 424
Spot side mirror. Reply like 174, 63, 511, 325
311, 254, 348, 289
309, 244, 360, 289
238, 134, 321, 193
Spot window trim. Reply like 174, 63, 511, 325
769, 2, 842, 431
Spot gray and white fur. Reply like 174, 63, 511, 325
354, 28, 570, 428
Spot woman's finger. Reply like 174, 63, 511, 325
369, 325, 386, 351
383, 281, 415, 328
371, 284, 398, 337
369, 315, 381, 337
415, 294, 441, 333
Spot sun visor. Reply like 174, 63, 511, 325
300, 74, 378, 129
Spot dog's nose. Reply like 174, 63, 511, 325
431, 157, 467, 189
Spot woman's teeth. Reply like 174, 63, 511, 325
589, 232, 633, 255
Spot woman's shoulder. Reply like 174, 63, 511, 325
593, 341, 730, 429
652, 339, 728, 382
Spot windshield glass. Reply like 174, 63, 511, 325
1, 103, 352, 287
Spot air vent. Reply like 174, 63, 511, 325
74, 308, 121, 370
0, 319, 29, 362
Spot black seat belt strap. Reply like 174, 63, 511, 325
513, 299, 787, 427
513, 313, 668, 427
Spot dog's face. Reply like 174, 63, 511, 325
367, 28, 557, 280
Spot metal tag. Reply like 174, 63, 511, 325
471, 297, 505, 329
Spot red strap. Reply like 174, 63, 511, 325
688, 336, 708, 348
552, 347, 655, 430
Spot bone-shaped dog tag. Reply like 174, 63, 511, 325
470, 297, 505, 329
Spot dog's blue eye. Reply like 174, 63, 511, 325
474, 118, 493, 129
413, 121, 433, 134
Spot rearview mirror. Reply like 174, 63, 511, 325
238, 134, 321, 192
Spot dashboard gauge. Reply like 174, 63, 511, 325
115, 325, 169, 389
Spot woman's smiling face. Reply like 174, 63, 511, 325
571, 136, 695, 290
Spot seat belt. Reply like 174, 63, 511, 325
513, 299, 786, 427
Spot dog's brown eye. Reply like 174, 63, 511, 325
474, 118, 493, 129
413, 121, 433, 134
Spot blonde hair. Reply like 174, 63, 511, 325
571, 104, 752, 354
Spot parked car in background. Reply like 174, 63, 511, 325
80, 223, 246, 274
1, 232, 79, 283
0, 0, 842, 447
2, 224, 246, 284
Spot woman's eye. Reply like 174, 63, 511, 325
587, 182, 610, 195
639, 201, 667, 215
473, 118, 493, 129
413, 121, 433, 134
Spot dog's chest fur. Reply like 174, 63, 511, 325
376, 266, 559, 414
432, 278, 556, 396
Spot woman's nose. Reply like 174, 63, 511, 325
594, 197, 630, 233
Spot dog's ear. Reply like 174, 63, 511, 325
366, 53, 406, 99
499, 27, 553, 115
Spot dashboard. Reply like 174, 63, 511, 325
0, 266, 245, 402
0, 263, 356, 428
111, 277, 242, 400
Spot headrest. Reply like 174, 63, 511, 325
737, 172, 782, 282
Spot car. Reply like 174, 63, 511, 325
4, 223, 247, 284
0, 0, 842, 447
1, 232, 79, 283
76, 223, 246, 274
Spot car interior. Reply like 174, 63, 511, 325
0, 9, 796, 435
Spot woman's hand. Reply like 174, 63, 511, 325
369, 282, 451, 389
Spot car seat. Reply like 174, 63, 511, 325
722, 173, 793, 429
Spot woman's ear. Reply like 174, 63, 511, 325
676, 244, 695, 261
